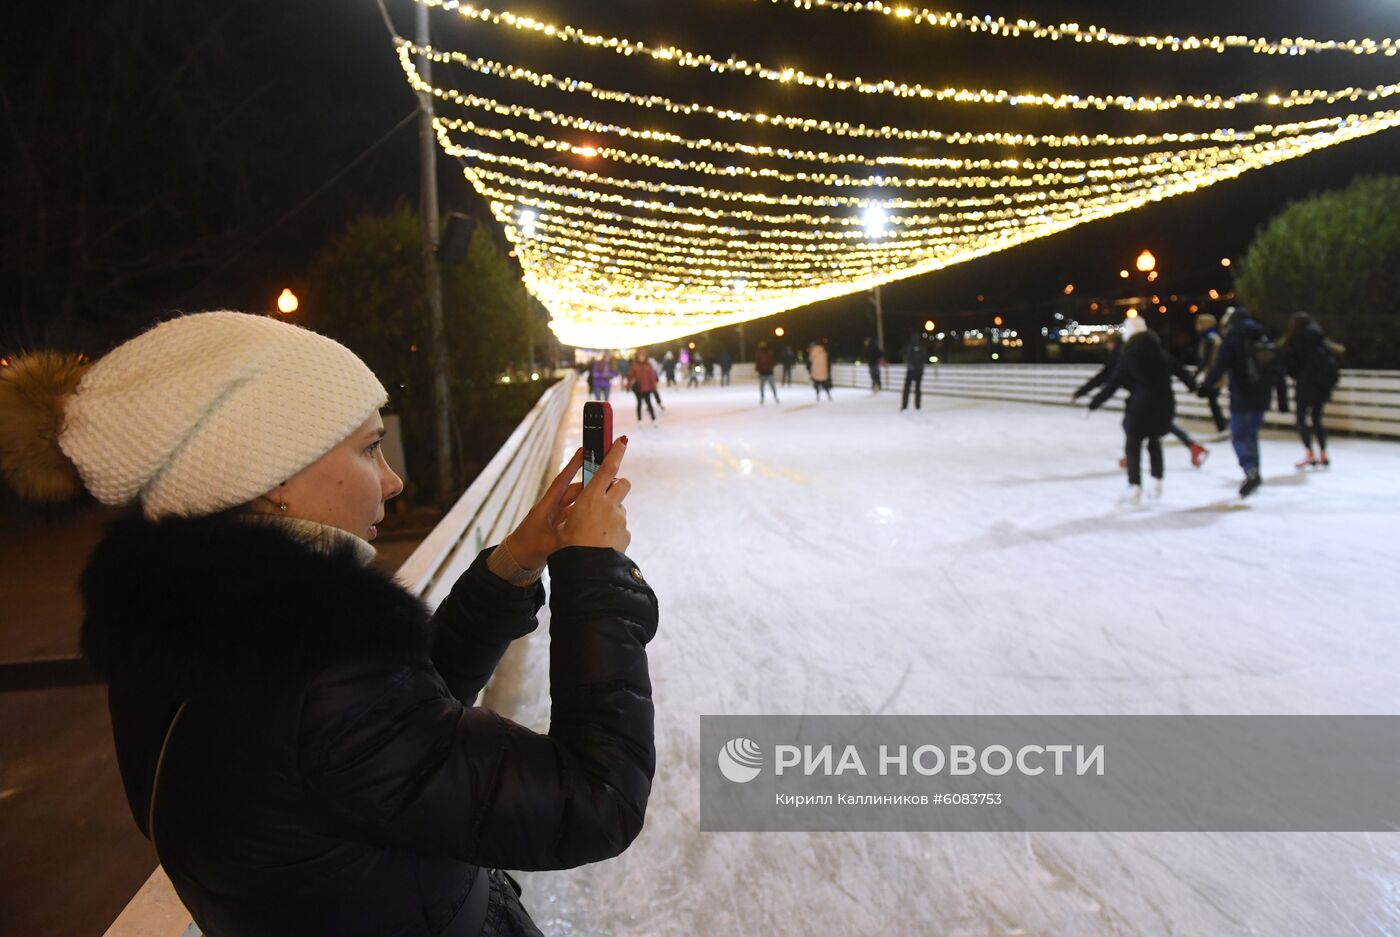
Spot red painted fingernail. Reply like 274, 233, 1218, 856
619, 435, 629, 445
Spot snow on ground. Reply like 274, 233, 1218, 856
505, 379, 1400, 936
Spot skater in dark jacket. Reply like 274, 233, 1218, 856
1282, 312, 1343, 469
1088, 317, 1198, 505
754, 342, 780, 404
0, 312, 657, 937
864, 336, 884, 391
900, 331, 928, 410
1075, 330, 1207, 468
1199, 306, 1290, 497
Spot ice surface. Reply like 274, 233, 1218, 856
506, 380, 1400, 936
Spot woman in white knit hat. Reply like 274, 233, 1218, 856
0, 311, 658, 937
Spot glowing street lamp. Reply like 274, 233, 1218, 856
924, 319, 935, 331
1135, 250, 1157, 274
1220, 257, 1232, 268
774, 327, 786, 337
276, 288, 299, 315
861, 205, 890, 238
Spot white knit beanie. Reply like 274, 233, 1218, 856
1121, 315, 1148, 339
55, 311, 387, 519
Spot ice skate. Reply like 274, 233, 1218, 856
1318, 451, 1330, 469
1189, 444, 1209, 468
1118, 457, 1128, 469
1117, 484, 1144, 508
1239, 471, 1263, 499
1295, 449, 1317, 470
1148, 478, 1164, 501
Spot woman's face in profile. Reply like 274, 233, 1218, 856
273, 411, 404, 541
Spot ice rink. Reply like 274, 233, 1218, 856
504, 379, 1400, 936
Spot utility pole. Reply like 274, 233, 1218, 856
416, 3, 455, 503
871, 284, 886, 357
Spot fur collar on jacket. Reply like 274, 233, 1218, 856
79, 509, 434, 697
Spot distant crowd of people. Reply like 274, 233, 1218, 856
580, 309, 1345, 505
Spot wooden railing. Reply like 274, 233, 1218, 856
831, 362, 1400, 438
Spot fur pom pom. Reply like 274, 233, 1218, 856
0, 351, 91, 503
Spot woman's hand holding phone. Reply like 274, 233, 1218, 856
558, 435, 631, 554
502, 436, 632, 568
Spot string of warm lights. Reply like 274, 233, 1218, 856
446, 119, 1392, 238
388, 2, 1400, 346
444, 136, 1293, 220
407, 4, 1400, 111
402, 41, 1390, 148
489, 119, 1400, 345
757, 0, 1400, 57
439, 120, 1270, 198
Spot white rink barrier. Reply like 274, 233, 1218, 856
102, 375, 580, 937
831, 362, 1400, 439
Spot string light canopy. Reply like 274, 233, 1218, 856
394, 0, 1400, 347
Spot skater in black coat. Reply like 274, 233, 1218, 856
1088, 317, 1197, 504
1282, 312, 1343, 469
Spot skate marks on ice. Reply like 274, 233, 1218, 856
501, 387, 1400, 936
936, 505, 1234, 555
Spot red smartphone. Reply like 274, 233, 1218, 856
582, 401, 613, 485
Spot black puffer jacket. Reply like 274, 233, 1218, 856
79, 511, 659, 937
1199, 313, 1288, 414
1284, 323, 1340, 404
1088, 331, 1196, 436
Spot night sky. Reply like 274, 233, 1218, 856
4, 0, 1398, 355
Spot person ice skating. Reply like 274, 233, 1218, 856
864, 336, 884, 392
687, 350, 702, 388
899, 331, 928, 410
628, 348, 660, 422
1194, 313, 1229, 435
717, 349, 733, 386
662, 349, 677, 387
780, 344, 796, 386
0, 312, 657, 937
808, 339, 832, 401
754, 341, 780, 404
1281, 312, 1344, 469
1074, 331, 1207, 470
1198, 306, 1290, 498
590, 355, 614, 401
1087, 316, 1198, 506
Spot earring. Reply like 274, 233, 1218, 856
277, 500, 288, 512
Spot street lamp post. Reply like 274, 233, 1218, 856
415, 2, 456, 503
862, 206, 890, 356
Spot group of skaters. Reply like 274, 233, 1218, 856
1076, 307, 1344, 505
585, 342, 817, 415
